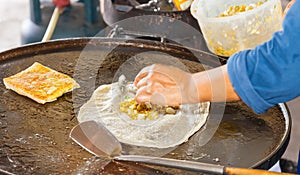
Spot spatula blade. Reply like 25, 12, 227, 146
69, 120, 122, 157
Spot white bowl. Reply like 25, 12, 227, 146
191, 0, 283, 56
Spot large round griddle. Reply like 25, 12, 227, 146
0, 38, 290, 174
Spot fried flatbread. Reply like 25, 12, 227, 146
3, 62, 80, 104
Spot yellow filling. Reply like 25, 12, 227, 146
119, 98, 178, 120
218, 1, 266, 17
206, 0, 270, 56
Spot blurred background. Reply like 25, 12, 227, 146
0, 0, 298, 166
0, 1, 29, 51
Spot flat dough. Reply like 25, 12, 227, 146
77, 82, 210, 148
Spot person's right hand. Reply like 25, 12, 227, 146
134, 64, 197, 107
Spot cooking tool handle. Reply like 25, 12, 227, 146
107, 25, 167, 43
225, 167, 296, 175
116, 155, 296, 175
42, 6, 64, 42
116, 154, 224, 174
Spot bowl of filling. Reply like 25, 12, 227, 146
191, 0, 283, 57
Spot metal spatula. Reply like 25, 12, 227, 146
69, 120, 295, 175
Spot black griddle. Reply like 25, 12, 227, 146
0, 38, 290, 174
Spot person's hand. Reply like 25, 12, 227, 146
134, 64, 196, 106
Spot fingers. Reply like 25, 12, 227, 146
134, 65, 154, 86
135, 74, 175, 91
134, 72, 148, 87
135, 89, 178, 106
136, 92, 181, 106
135, 82, 164, 104
136, 81, 165, 97
135, 86, 149, 102
134, 64, 173, 87
134, 64, 186, 106
135, 73, 151, 89
135, 81, 181, 106
135, 65, 177, 89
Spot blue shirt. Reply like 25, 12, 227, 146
227, 0, 300, 114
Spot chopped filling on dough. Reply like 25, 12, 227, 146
77, 82, 210, 148
119, 97, 178, 120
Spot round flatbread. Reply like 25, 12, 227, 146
77, 82, 210, 148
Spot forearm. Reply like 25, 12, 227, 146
190, 65, 240, 103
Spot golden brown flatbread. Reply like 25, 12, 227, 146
3, 62, 79, 104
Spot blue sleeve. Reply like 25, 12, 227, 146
227, 0, 300, 114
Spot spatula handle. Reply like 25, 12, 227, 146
225, 167, 296, 175
116, 155, 224, 174
116, 155, 297, 175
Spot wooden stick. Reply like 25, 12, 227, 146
42, 7, 63, 42
225, 167, 297, 175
